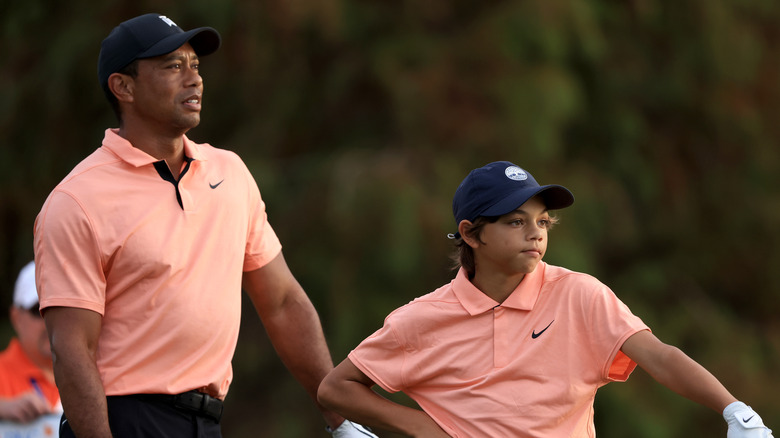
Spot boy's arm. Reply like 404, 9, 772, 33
317, 358, 451, 438
622, 330, 774, 437
620, 329, 736, 412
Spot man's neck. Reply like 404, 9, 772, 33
118, 125, 188, 179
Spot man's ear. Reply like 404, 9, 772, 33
458, 220, 479, 249
9, 306, 21, 332
107, 72, 134, 103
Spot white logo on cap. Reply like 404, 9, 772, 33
159, 15, 177, 27
505, 166, 527, 181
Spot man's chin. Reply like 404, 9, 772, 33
175, 114, 201, 131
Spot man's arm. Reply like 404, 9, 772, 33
318, 358, 450, 437
242, 252, 345, 430
620, 330, 737, 412
43, 307, 112, 438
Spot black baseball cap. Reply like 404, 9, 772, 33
449, 161, 574, 238
98, 13, 221, 97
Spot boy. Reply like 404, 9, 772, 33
317, 161, 773, 437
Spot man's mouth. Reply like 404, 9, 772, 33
182, 95, 201, 109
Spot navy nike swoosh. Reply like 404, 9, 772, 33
742, 415, 755, 423
532, 320, 554, 339
209, 179, 224, 189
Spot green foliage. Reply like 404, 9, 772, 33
1, 0, 778, 436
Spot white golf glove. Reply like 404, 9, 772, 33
326, 419, 378, 437
724, 401, 774, 438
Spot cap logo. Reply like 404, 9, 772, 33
159, 15, 177, 27
505, 166, 527, 181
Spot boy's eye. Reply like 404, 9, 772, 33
538, 219, 551, 228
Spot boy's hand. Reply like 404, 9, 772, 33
327, 420, 378, 437
724, 401, 774, 438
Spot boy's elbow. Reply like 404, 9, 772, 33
317, 372, 338, 410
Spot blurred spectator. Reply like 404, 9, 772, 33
0, 261, 60, 423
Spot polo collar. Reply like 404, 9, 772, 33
101, 128, 204, 166
452, 262, 546, 315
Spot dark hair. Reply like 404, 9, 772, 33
450, 216, 500, 278
104, 60, 139, 123
450, 213, 560, 278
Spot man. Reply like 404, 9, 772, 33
34, 13, 374, 438
318, 161, 773, 437
0, 261, 60, 423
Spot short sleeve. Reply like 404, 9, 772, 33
584, 283, 649, 382
34, 190, 107, 315
241, 166, 282, 271
348, 320, 408, 393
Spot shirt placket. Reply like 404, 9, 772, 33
493, 306, 513, 368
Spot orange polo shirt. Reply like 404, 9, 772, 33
349, 262, 649, 437
34, 129, 282, 399
0, 339, 59, 409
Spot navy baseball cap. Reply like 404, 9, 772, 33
449, 161, 574, 238
98, 13, 221, 96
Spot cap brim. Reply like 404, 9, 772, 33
137, 27, 221, 59
537, 185, 575, 210
482, 184, 574, 217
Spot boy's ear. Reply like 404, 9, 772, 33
458, 220, 479, 249
108, 72, 135, 104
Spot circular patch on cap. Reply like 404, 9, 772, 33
505, 166, 527, 181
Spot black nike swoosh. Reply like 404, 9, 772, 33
209, 180, 224, 189
532, 320, 554, 339
742, 415, 755, 423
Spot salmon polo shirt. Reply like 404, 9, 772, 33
349, 262, 649, 437
34, 129, 282, 399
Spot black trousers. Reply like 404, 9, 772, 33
59, 395, 222, 438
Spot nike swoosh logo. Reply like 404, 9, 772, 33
532, 320, 554, 339
209, 179, 224, 189
742, 415, 755, 423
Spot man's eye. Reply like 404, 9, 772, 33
538, 219, 551, 228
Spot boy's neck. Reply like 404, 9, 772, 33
470, 271, 526, 304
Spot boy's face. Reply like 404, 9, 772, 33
473, 196, 552, 277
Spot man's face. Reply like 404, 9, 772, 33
127, 43, 204, 132
10, 305, 52, 369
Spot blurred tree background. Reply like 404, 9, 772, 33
1, 0, 779, 436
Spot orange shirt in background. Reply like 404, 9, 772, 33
0, 339, 59, 409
